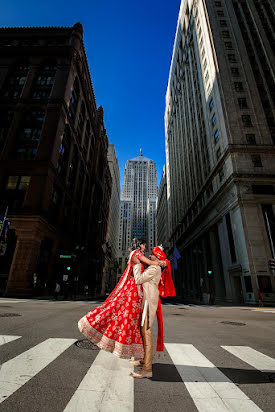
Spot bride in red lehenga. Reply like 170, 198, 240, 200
78, 238, 162, 359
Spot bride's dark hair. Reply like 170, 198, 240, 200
130, 238, 146, 251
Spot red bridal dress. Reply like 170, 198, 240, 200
78, 250, 144, 359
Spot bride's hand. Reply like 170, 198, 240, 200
159, 260, 167, 267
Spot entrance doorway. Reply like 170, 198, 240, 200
233, 276, 243, 303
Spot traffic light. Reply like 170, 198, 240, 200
207, 270, 213, 275
66, 266, 71, 271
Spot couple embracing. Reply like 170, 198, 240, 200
78, 238, 176, 379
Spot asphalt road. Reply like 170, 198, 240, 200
0, 298, 275, 412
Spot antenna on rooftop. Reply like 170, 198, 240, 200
139, 148, 143, 156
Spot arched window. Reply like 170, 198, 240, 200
32, 61, 57, 100
2, 61, 29, 99
68, 77, 79, 119
16, 109, 45, 160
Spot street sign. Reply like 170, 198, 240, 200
60, 255, 72, 259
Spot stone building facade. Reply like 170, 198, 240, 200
102, 144, 120, 293
0, 23, 111, 296
156, 165, 169, 250
165, 0, 275, 303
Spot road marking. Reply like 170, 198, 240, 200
64, 350, 134, 412
0, 338, 76, 404
165, 343, 262, 412
222, 346, 275, 372
0, 335, 21, 346
252, 310, 275, 313
0, 300, 28, 303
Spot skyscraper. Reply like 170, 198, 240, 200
164, 0, 275, 303
118, 151, 157, 271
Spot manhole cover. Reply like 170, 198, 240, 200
221, 321, 246, 326
0, 313, 21, 317
75, 339, 99, 350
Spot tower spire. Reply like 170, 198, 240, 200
139, 148, 143, 156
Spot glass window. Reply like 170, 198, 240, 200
234, 82, 243, 91
6, 176, 19, 190
214, 130, 219, 143
212, 113, 217, 126
205, 71, 209, 83
216, 147, 221, 159
246, 133, 256, 144
231, 67, 240, 76
238, 97, 248, 109
209, 98, 214, 111
220, 20, 227, 27
221, 30, 230, 38
18, 176, 31, 190
228, 54, 237, 62
225, 41, 233, 49
215, 1, 222, 6
251, 155, 262, 167
242, 114, 252, 127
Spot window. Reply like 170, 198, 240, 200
220, 20, 227, 27
225, 41, 233, 49
221, 30, 230, 38
246, 133, 256, 144
217, 10, 224, 16
6, 176, 30, 190
215, 1, 222, 6
201, 48, 205, 59
203, 59, 207, 71
228, 54, 237, 62
0, 111, 13, 149
251, 155, 262, 167
32, 62, 56, 100
212, 113, 217, 126
2, 61, 29, 100
16, 110, 45, 160
205, 71, 209, 83
244, 276, 253, 293
216, 147, 221, 160
242, 115, 252, 127
237, 98, 247, 109
214, 130, 219, 143
234, 82, 243, 91
231, 67, 240, 77
257, 275, 272, 293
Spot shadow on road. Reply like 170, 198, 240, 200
152, 363, 272, 384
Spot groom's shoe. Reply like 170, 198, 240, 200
129, 359, 144, 367
130, 369, 152, 379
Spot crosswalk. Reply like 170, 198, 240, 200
0, 335, 274, 411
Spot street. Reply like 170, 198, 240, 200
0, 298, 275, 412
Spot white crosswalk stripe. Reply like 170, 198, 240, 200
222, 346, 275, 373
1, 336, 275, 411
0, 337, 76, 404
165, 343, 262, 412
64, 350, 134, 412
0, 335, 21, 346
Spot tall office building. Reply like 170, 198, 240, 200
102, 144, 120, 292
0, 23, 112, 296
165, 0, 275, 303
157, 165, 169, 250
118, 151, 157, 271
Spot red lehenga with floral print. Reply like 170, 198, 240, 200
78, 250, 144, 359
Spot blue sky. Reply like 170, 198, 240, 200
1, 0, 181, 186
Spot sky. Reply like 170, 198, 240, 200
1, 0, 181, 187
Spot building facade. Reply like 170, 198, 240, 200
118, 151, 158, 272
102, 144, 120, 293
165, 0, 275, 303
156, 165, 169, 250
0, 23, 111, 297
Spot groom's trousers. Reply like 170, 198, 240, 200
141, 312, 153, 372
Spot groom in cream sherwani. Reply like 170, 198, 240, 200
130, 247, 165, 379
